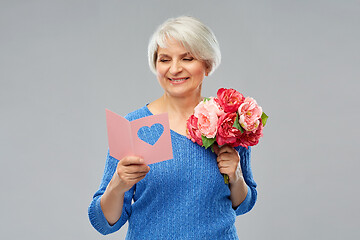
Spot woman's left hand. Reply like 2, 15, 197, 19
213, 144, 243, 184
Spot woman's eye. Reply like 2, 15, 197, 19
184, 58, 194, 61
159, 59, 169, 62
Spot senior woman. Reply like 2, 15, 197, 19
88, 16, 257, 239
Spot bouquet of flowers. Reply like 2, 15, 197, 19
186, 88, 268, 184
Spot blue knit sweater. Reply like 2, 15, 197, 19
88, 105, 257, 239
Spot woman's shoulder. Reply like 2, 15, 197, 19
124, 104, 152, 121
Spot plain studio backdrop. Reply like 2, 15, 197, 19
1, 0, 359, 239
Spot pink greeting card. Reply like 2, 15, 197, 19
105, 109, 173, 165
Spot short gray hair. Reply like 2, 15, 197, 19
147, 16, 221, 76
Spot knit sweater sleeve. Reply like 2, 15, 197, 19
88, 150, 134, 235
233, 146, 257, 216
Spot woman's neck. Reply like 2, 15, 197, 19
147, 92, 203, 136
160, 93, 202, 117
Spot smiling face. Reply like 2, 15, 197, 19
155, 38, 209, 98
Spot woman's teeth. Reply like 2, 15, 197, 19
170, 78, 188, 82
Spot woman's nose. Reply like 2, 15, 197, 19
169, 61, 182, 75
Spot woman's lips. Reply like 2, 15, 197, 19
168, 77, 189, 83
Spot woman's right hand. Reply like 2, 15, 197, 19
101, 155, 149, 225
114, 156, 150, 193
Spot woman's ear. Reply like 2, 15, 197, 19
205, 63, 211, 76
205, 69, 209, 76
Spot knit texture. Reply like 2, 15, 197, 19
88, 105, 257, 239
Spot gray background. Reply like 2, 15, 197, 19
1, 0, 359, 239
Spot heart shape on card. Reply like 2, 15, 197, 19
137, 123, 164, 146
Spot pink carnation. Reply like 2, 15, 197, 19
216, 88, 245, 113
194, 98, 223, 138
238, 97, 263, 132
186, 115, 203, 146
216, 112, 242, 147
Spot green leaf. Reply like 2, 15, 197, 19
261, 112, 268, 127
203, 97, 211, 102
201, 135, 216, 149
232, 113, 244, 133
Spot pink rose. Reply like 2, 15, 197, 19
194, 98, 222, 138
216, 88, 245, 113
186, 115, 203, 146
237, 120, 264, 148
238, 97, 263, 132
216, 112, 242, 147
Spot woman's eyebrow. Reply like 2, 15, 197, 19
158, 53, 170, 58
158, 52, 192, 58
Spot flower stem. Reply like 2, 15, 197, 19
223, 174, 229, 184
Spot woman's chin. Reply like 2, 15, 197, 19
165, 87, 202, 99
